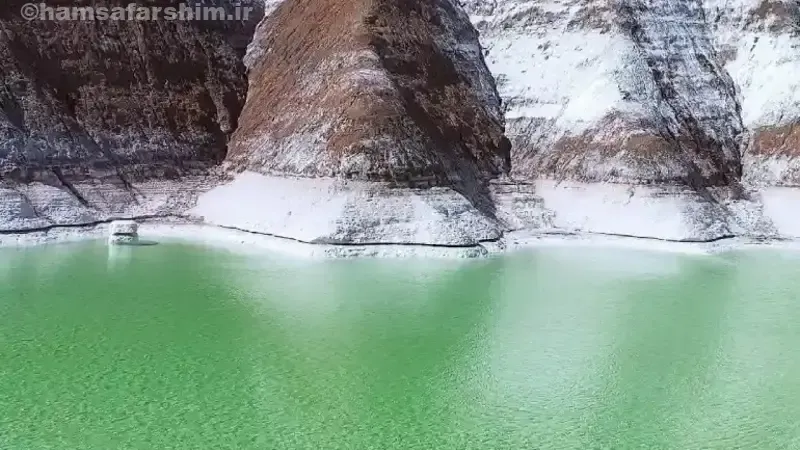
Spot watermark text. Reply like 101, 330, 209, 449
21, 2, 256, 21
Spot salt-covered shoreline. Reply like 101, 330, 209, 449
3, 219, 800, 259
3, 171, 800, 258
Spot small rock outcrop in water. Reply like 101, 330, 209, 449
108, 220, 139, 245
193, 0, 520, 247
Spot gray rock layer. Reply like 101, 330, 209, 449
0, 176, 216, 233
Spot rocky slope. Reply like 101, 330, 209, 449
463, 0, 800, 239
465, 0, 743, 186
193, 0, 525, 246
708, 0, 800, 187
0, 0, 261, 232
3, 0, 800, 252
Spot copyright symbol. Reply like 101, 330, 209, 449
20, 3, 40, 21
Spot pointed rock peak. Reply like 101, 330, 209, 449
228, 0, 510, 193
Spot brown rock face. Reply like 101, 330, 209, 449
0, 0, 262, 184
228, 0, 510, 194
751, 123, 800, 158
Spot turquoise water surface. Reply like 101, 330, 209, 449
2, 242, 800, 448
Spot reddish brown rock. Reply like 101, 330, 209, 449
227, 0, 510, 198
751, 123, 800, 157
0, 0, 262, 185
745, 123, 800, 186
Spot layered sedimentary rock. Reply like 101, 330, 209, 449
703, 0, 800, 187
242, 0, 284, 68
4, 0, 800, 251
231, 0, 509, 188
705, 0, 800, 237
464, 0, 744, 185
0, 0, 261, 231
463, 0, 799, 240
194, 0, 525, 246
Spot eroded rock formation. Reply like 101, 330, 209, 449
4, 0, 800, 251
464, 0, 800, 184
229, 0, 510, 195
463, 0, 800, 239
0, 0, 261, 183
464, 0, 749, 186
0, 0, 262, 231
192, 0, 521, 247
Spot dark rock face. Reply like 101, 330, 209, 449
613, 0, 745, 187
0, 0, 262, 186
227, 0, 510, 195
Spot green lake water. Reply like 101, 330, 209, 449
2, 242, 800, 449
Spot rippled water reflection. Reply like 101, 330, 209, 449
1, 242, 800, 448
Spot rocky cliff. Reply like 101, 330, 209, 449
3, 0, 800, 252
192, 0, 521, 247
463, 0, 800, 240
710, 0, 800, 187
231, 0, 509, 188
0, 0, 261, 231
0, 0, 261, 181
465, 0, 744, 186
462, 0, 800, 186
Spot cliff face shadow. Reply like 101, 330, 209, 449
452, 171, 500, 222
